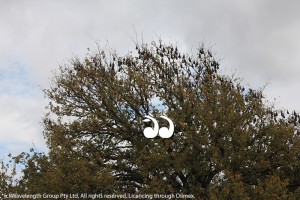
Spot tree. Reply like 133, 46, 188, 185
6, 40, 300, 199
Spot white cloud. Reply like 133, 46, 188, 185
0, 92, 47, 158
0, 64, 46, 158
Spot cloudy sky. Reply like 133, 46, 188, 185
1, 0, 300, 159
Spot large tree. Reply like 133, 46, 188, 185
5, 40, 300, 199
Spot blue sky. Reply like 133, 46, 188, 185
1, 0, 300, 160
0, 60, 46, 160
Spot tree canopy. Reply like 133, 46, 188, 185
2, 40, 300, 199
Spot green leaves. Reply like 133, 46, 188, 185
3, 40, 300, 198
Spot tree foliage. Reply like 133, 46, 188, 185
3, 40, 300, 199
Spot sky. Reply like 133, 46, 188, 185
1, 0, 300, 159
